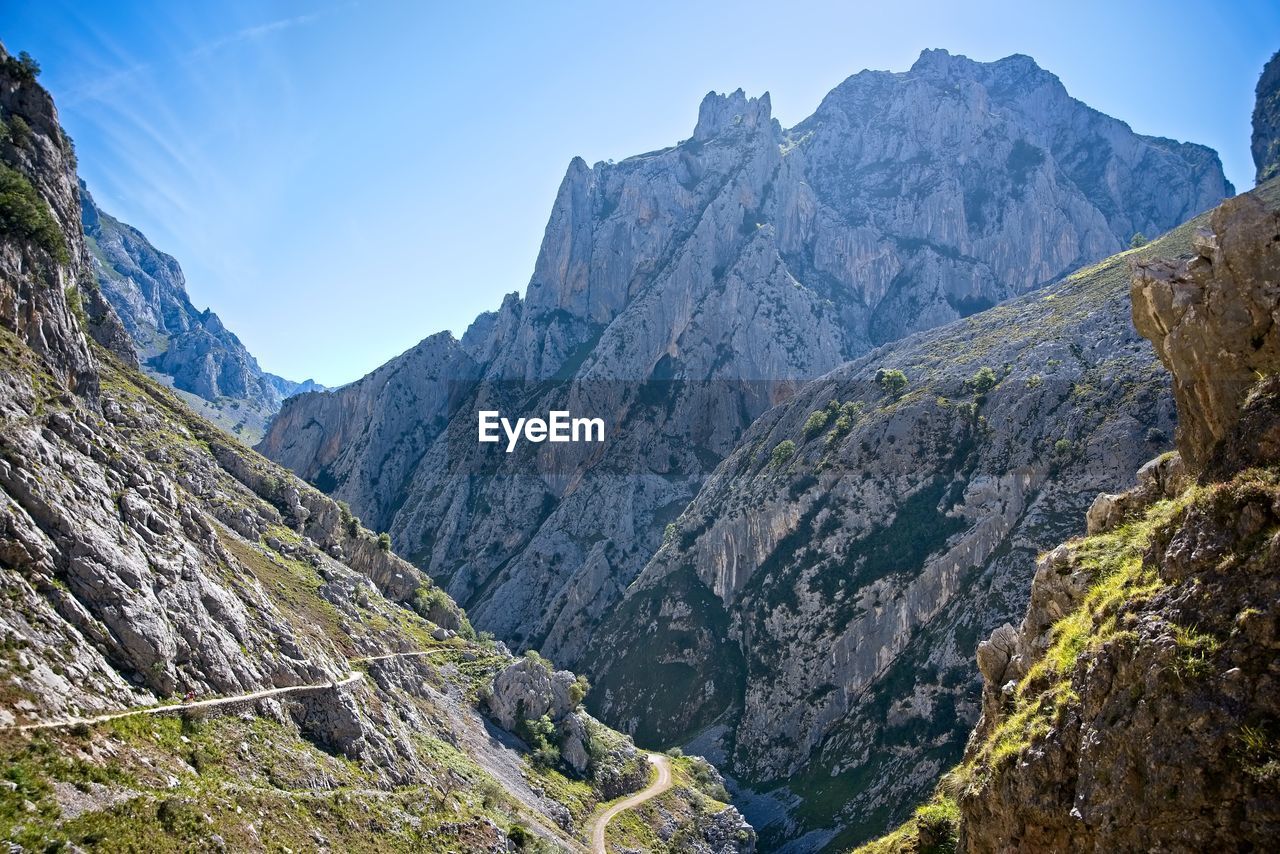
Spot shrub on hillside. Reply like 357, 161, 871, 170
876, 368, 909, 398
0, 164, 68, 263
771, 439, 796, 466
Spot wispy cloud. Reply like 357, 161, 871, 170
53, 3, 344, 330
186, 11, 323, 61
60, 7, 332, 107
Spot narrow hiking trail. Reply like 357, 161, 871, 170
5, 648, 453, 732
589, 753, 672, 854
3, 647, 668, 854
3, 646, 590, 850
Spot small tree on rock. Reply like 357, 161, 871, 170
876, 369, 908, 399
770, 439, 796, 467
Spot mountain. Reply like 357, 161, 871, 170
1256, 50, 1280, 184
261, 50, 1231, 689
80, 185, 323, 442
859, 176, 1280, 854
588, 192, 1207, 849
0, 44, 751, 852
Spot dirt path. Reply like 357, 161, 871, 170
7, 648, 458, 732
3, 647, 590, 852
350, 649, 447, 664
10, 671, 366, 732
589, 753, 672, 854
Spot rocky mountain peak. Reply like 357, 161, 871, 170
909, 46, 955, 71
692, 87, 774, 141
906, 48, 1056, 88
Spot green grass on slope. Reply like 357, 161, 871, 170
852, 795, 960, 854
0, 714, 486, 853
851, 465, 1280, 853
848, 490, 1192, 854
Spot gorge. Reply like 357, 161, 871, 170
3, 22, 1278, 853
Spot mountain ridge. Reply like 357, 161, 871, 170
80, 182, 323, 441
259, 45, 1228, 681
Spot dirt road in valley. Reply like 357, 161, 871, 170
589, 753, 673, 853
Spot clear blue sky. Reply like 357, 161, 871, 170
5, 1, 1278, 385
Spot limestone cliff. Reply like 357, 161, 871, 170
1132, 188, 1280, 470
855, 180, 1280, 854
261, 50, 1230, 684
0, 45, 130, 393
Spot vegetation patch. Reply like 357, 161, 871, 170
853, 795, 959, 854
954, 494, 1188, 791
771, 439, 796, 467
0, 163, 69, 263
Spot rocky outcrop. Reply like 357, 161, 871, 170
975, 453, 1187, 728
0, 44, 127, 394
858, 167, 1280, 854
485, 656, 582, 732
1132, 187, 1280, 470
262, 50, 1230, 689
1255, 50, 1280, 184
485, 655, 594, 774
81, 184, 321, 441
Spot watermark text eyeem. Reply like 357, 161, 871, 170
478, 410, 605, 452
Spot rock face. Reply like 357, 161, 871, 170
485, 655, 594, 775
261, 50, 1230, 685
587, 195, 1217, 848
0, 48, 749, 852
944, 178, 1280, 852
0, 45, 130, 394
81, 184, 321, 441
1255, 50, 1280, 184
1132, 187, 1280, 471
486, 656, 581, 732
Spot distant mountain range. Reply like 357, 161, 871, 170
80, 184, 322, 441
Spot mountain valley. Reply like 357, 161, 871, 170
1, 22, 1278, 854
